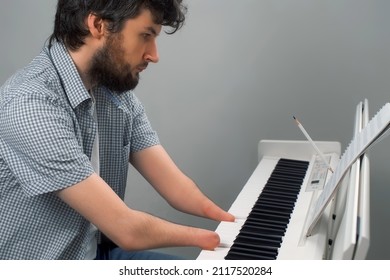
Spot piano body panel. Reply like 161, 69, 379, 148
197, 140, 341, 260
258, 140, 341, 162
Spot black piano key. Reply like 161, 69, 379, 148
265, 180, 302, 189
267, 176, 304, 185
273, 167, 307, 176
257, 193, 297, 205
226, 242, 278, 260
260, 189, 298, 199
225, 158, 309, 260
240, 225, 283, 238
232, 235, 281, 248
269, 172, 306, 182
278, 158, 309, 167
247, 211, 290, 224
244, 216, 289, 232
239, 228, 284, 245
225, 250, 276, 260
255, 197, 296, 209
240, 224, 285, 237
245, 217, 287, 231
274, 162, 308, 171
262, 184, 302, 195
238, 234, 282, 246
250, 208, 292, 220
225, 249, 276, 260
252, 204, 293, 216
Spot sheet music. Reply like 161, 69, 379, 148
306, 103, 390, 236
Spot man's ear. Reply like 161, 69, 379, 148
86, 13, 106, 39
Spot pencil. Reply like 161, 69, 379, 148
293, 116, 334, 173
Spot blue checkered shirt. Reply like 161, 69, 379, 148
0, 42, 160, 259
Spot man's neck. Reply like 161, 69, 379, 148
68, 39, 102, 91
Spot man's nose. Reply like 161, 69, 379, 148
144, 41, 159, 63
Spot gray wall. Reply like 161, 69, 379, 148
1, 0, 389, 260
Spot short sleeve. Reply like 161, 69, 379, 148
129, 93, 160, 152
0, 91, 94, 197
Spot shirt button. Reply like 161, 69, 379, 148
87, 128, 92, 133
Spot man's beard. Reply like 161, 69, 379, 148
88, 34, 140, 93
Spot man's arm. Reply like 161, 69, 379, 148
130, 145, 235, 222
57, 173, 220, 251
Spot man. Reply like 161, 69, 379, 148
0, 0, 235, 260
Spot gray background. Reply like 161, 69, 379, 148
1, 0, 389, 259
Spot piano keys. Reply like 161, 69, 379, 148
225, 158, 309, 260
197, 140, 342, 260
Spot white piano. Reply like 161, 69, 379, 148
198, 100, 371, 260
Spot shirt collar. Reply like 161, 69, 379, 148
46, 41, 126, 110
47, 41, 91, 109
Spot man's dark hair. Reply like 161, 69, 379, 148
49, 0, 187, 51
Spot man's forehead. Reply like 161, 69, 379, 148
126, 9, 162, 34
144, 25, 161, 36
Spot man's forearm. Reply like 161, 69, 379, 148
57, 173, 220, 251
130, 145, 235, 222
117, 208, 220, 251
